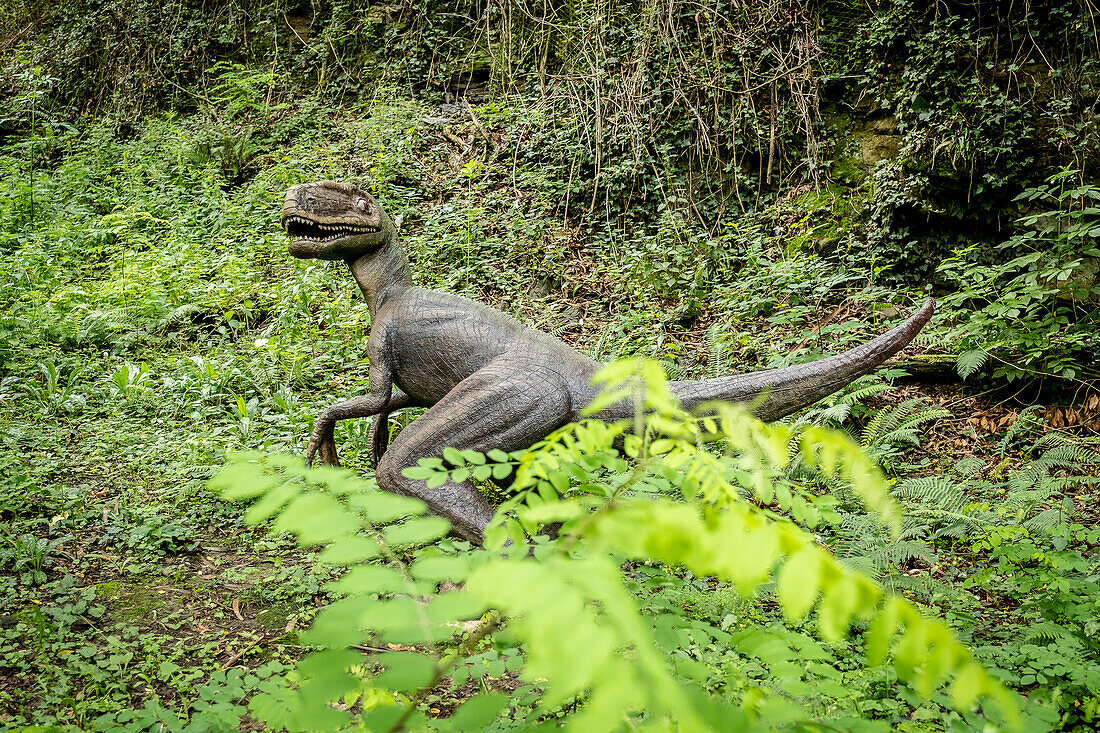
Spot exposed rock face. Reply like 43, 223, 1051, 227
827, 113, 904, 179
859, 116, 902, 167
1049, 256, 1100, 303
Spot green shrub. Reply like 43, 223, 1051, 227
940, 170, 1100, 382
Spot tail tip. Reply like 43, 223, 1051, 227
915, 296, 936, 324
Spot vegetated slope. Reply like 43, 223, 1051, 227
4, 0, 1097, 381
0, 1, 1098, 730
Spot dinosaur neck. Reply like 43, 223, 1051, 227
348, 238, 410, 315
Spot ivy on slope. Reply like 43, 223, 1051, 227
211, 361, 1019, 732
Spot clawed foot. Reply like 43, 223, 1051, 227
306, 416, 340, 467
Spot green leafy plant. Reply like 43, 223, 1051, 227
110, 362, 151, 397
17, 361, 85, 414
940, 170, 1100, 382
205, 61, 282, 120
211, 360, 1019, 731
0, 531, 68, 585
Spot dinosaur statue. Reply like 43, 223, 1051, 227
281, 180, 935, 543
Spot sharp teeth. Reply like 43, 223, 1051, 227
290, 216, 381, 242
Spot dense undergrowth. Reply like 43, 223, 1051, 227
2, 0, 1099, 731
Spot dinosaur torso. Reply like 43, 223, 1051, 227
376, 286, 600, 408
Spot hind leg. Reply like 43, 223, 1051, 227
375, 363, 570, 544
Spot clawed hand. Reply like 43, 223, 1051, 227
306, 415, 340, 467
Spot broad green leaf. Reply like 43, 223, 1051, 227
211, 461, 280, 501
316, 536, 381, 565
297, 648, 363, 697
424, 590, 485, 624
372, 651, 436, 692
349, 491, 426, 523
328, 565, 408, 595
775, 481, 792, 510
950, 662, 984, 710
776, 548, 821, 621
547, 469, 569, 494
358, 705, 404, 732
520, 502, 585, 525
461, 449, 486, 465
358, 597, 422, 633
272, 493, 359, 545
410, 554, 470, 582
817, 575, 866, 642
299, 597, 371, 647
305, 465, 355, 489
384, 517, 451, 547
243, 482, 299, 524
483, 522, 509, 549
401, 464, 439, 480
436, 693, 509, 731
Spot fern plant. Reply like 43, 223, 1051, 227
859, 398, 952, 470
892, 428, 1100, 553
210, 360, 1019, 732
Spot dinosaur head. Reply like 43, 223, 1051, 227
281, 181, 395, 260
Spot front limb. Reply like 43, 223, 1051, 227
308, 381, 394, 467
309, 330, 398, 466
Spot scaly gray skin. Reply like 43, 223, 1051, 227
282, 181, 936, 544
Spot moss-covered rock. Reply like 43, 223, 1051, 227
95, 580, 169, 623
255, 601, 299, 632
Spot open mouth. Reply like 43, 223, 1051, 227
283, 215, 379, 242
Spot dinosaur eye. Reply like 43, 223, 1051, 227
356, 198, 370, 213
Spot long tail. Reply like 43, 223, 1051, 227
598, 298, 935, 422
675, 298, 935, 420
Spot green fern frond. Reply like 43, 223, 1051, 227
955, 348, 988, 380
704, 324, 734, 379
661, 358, 692, 382
837, 380, 894, 406
997, 406, 1044, 453
1022, 509, 1068, 535
895, 476, 969, 514
881, 571, 948, 598
931, 524, 970, 539
909, 508, 989, 535
1030, 442, 1100, 468
1021, 621, 1074, 644
867, 539, 937, 572
861, 399, 951, 453
954, 456, 986, 477
899, 519, 931, 541
837, 554, 877, 577
813, 402, 853, 425
860, 402, 899, 447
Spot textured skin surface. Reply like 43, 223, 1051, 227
282, 181, 936, 543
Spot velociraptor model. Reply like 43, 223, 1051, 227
281, 180, 935, 544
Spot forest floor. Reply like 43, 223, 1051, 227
2, 98, 1099, 731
